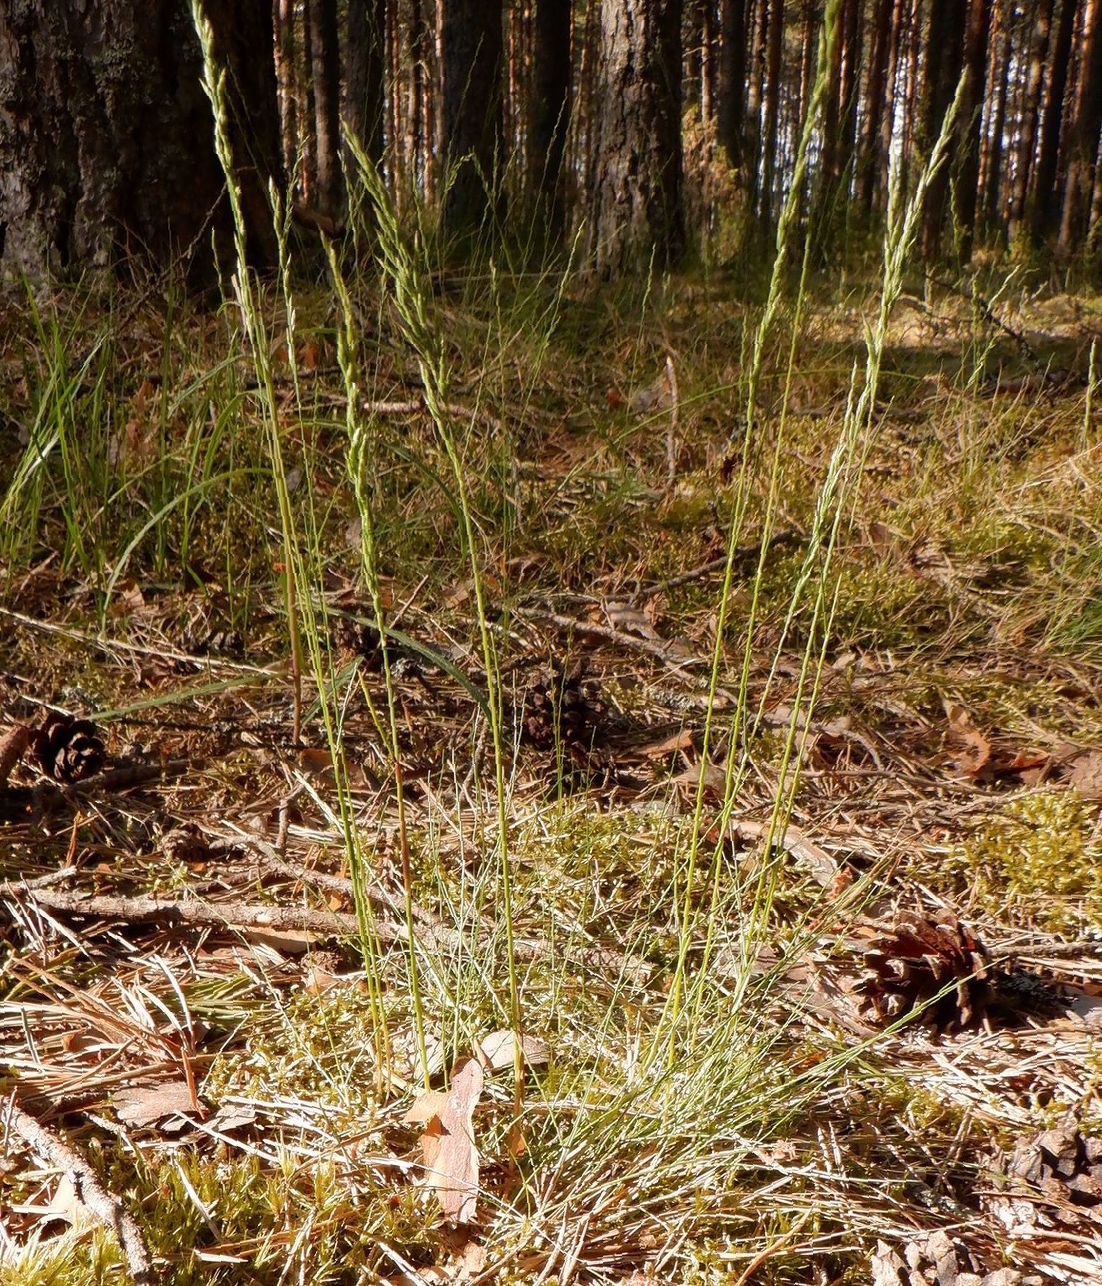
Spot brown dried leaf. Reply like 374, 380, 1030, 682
404, 1057, 484, 1224
637, 727, 696, 759
478, 1030, 550, 1073
114, 1079, 200, 1127
944, 701, 991, 778
0, 724, 32, 787
1067, 750, 1102, 801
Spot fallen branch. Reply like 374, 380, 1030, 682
729, 818, 839, 888
514, 606, 703, 669
227, 832, 445, 932
3, 1093, 157, 1285
3, 883, 656, 987
637, 528, 803, 599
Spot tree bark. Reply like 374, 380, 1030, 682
306, 0, 344, 218
718, 0, 747, 169
1059, 0, 1102, 252
0, 0, 280, 284
857, 0, 894, 215
1009, 0, 1052, 236
1029, 0, 1077, 244
587, 0, 683, 276
530, 0, 572, 234
346, 0, 387, 168
954, 0, 992, 260
759, 0, 785, 227
919, 0, 967, 260
274, 0, 300, 186
744, 0, 767, 208
979, 0, 1012, 239
440, 0, 505, 239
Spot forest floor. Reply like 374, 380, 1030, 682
1, 262, 1101, 1286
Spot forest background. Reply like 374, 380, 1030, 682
1, 3, 1102, 1286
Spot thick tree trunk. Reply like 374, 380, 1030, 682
440, 0, 505, 239
744, 0, 766, 208
0, 0, 279, 284
717, 0, 747, 170
1059, 0, 1102, 252
587, 0, 683, 276
306, 0, 343, 218
954, 0, 991, 260
814, 0, 846, 232
274, 0, 300, 185
346, 0, 387, 168
700, 0, 715, 122
530, 0, 572, 234
1029, 0, 1077, 244
919, 0, 967, 260
759, 0, 785, 227
857, 0, 894, 215
1009, 0, 1052, 236
979, 2, 1012, 239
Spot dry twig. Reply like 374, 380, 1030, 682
3, 1093, 157, 1284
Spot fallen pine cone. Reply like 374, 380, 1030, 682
33, 712, 106, 784
984, 1114, 1102, 1235
857, 908, 993, 1032
871, 1231, 1033, 1286
519, 658, 605, 755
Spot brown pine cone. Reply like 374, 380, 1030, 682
521, 659, 603, 753
857, 908, 992, 1032
33, 712, 106, 783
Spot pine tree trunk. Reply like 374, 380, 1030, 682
919, 0, 967, 260
1029, 0, 1077, 244
275, 0, 300, 186
718, 0, 747, 169
1059, 0, 1102, 252
530, 0, 572, 234
1009, 0, 1052, 236
588, 0, 683, 276
0, 0, 280, 284
745, 0, 767, 209
346, 0, 387, 168
857, 0, 894, 215
759, 0, 785, 227
979, 2, 1012, 239
954, 0, 991, 260
440, 0, 505, 238
307, 0, 344, 218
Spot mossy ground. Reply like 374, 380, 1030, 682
1, 262, 1101, 1283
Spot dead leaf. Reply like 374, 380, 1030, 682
671, 758, 727, 801
297, 747, 335, 781
627, 358, 677, 415
636, 727, 695, 759
478, 1029, 550, 1073
1068, 750, 1102, 800
0, 724, 31, 787
944, 701, 992, 778
240, 927, 319, 955
109, 379, 157, 470
600, 599, 660, 640
403, 1056, 484, 1224
114, 1079, 200, 1127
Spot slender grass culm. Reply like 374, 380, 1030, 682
323, 232, 430, 1084
190, 4, 304, 750
190, 8, 396, 1070
662, 0, 845, 1052
664, 2, 971, 1065
342, 133, 526, 1109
